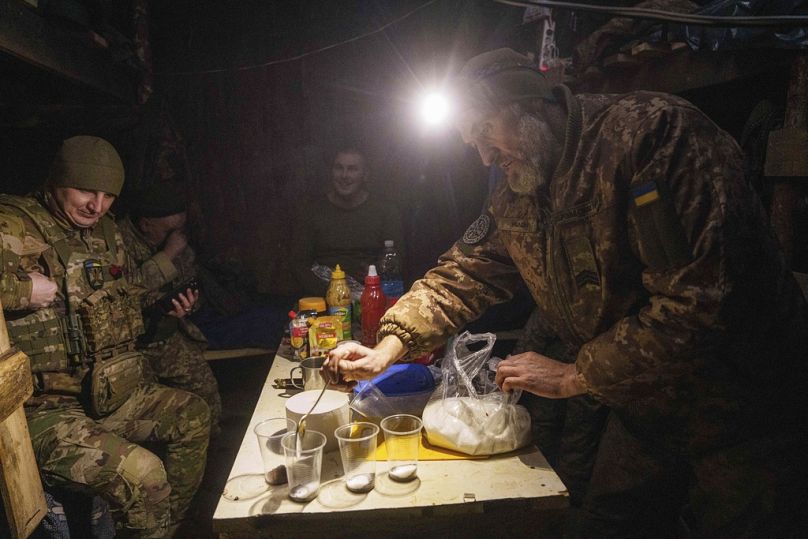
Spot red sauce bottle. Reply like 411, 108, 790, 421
360, 265, 387, 347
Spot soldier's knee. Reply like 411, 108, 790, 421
110, 446, 170, 533
120, 447, 171, 505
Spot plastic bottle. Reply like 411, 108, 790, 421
326, 264, 352, 340
289, 309, 316, 360
379, 240, 404, 308
360, 265, 386, 347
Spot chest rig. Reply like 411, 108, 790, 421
1, 195, 145, 373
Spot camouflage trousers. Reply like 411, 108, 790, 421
578, 412, 808, 538
26, 383, 210, 538
140, 331, 222, 437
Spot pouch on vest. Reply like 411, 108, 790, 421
6, 308, 71, 372
79, 288, 145, 354
86, 351, 144, 417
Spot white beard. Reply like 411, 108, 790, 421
505, 114, 549, 195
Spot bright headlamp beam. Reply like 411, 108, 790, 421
419, 92, 451, 127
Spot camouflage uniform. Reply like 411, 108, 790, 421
117, 216, 222, 435
0, 193, 210, 538
379, 88, 808, 535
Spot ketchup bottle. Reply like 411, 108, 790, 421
360, 265, 387, 347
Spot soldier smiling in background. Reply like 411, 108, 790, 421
328, 49, 808, 536
0, 136, 210, 537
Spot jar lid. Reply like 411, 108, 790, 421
299, 296, 326, 312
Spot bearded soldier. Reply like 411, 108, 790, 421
327, 49, 808, 536
0, 136, 210, 537
117, 182, 222, 436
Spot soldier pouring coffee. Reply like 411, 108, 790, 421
326, 49, 808, 536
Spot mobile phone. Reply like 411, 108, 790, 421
156, 278, 199, 313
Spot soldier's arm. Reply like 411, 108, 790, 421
119, 225, 179, 299
0, 212, 34, 310
378, 212, 522, 357
575, 104, 764, 408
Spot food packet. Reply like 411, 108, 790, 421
307, 315, 343, 355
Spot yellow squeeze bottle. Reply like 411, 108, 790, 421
326, 264, 352, 340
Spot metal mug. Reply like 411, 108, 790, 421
290, 356, 326, 390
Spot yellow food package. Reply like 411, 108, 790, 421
307, 316, 344, 356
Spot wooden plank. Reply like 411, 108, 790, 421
630, 41, 673, 59
765, 127, 808, 177
0, 350, 32, 423
576, 49, 797, 95
204, 348, 274, 361
603, 53, 639, 69
0, 0, 134, 102
0, 293, 46, 537
0, 408, 46, 538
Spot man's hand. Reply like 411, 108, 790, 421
324, 335, 405, 390
166, 288, 199, 319
495, 351, 586, 399
162, 229, 188, 260
29, 271, 58, 308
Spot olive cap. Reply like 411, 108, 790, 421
455, 48, 555, 114
49, 136, 125, 196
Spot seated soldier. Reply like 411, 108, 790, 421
289, 144, 405, 296
121, 182, 289, 352
117, 183, 222, 435
0, 136, 210, 537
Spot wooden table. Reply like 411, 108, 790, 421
212, 353, 569, 538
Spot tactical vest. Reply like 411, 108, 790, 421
1, 195, 145, 373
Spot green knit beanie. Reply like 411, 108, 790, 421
49, 136, 125, 196
456, 48, 556, 114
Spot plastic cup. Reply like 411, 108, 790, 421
334, 422, 379, 493
254, 418, 296, 485
350, 382, 395, 419
379, 414, 422, 483
281, 430, 327, 502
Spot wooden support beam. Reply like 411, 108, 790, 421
0, 301, 46, 538
0, 0, 134, 103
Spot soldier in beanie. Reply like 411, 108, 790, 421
118, 181, 222, 436
0, 136, 210, 537
327, 49, 808, 536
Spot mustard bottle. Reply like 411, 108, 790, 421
326, 264, 352, 340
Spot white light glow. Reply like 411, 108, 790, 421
419, 91, 450, 127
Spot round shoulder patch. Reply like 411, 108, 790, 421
462, 214, 492, 245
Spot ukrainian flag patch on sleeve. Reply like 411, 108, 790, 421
632, 181, 660, 207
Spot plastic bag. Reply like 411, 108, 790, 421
421, 332, 532, 456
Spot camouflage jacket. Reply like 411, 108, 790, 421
117, 216, 210, 345
379, 88, 808, 452
117, 216, 196, 310
0, 193, 146, 399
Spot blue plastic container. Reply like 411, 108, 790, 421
353, 363, 436, 417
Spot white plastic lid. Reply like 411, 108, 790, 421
367, 264, 378, 277
384, 240, 394, 248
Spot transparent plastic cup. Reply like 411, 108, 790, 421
334, 422, 379, 493
254, 418, 296, 485
281, 430, 327, 502
350, 382, 395, 419
380, 414, 422, 483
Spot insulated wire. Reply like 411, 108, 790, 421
164, 0, 441, 76
494, 0, 808, 27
